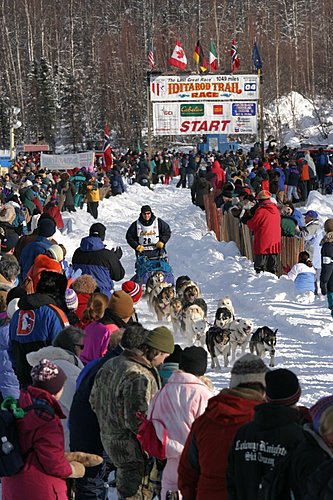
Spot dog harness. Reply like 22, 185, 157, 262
137, 219, 159, 250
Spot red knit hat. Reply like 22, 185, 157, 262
121, 280, 142, 303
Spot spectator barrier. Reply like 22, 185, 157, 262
204, 192, 304, 276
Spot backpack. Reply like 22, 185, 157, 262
0, 396, 55, 477
136, 389, 167, 460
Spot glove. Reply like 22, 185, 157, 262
321, 283, 327, 296
156, 241, 164, 249
68, 460, 85, 478
136, 245, 145, 253
113, 246, 123, 259
65, 451, 103, 467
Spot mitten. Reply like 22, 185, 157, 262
136, 245, 145, 253
156, 241, 164, 249
68, 461, 85, 478
65, 451, 103, 467
113, 246, 123, 259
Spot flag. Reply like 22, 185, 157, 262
230, 38, 240, 73
209, 39, 218, 71
103, 123, 113, 170
252, 40, 262, 71
148, 45, 155, 71
169, 40, 187, 70
193, 40, 207, 72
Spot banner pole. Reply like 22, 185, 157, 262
258, 69, 265, 158
147, 71, 153, 163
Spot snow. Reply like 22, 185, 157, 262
57, 181, 333, 411
265, 91, 333, 146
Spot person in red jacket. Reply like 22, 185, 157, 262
178, 354, 268, 500
247, 190, 281, 274
211, 159, 226, 191
2, 359, 85, 500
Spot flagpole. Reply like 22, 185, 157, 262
258, 68, 265, 158
146, 71, 153, 164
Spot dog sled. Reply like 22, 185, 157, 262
134, 252, 175, 287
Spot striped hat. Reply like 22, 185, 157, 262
310, 396, 333, 436
265, 369, 301, 406
65, 288, 79, 311
121, 280, 142, 303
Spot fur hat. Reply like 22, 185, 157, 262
121, 280, 142, 303
179, 346, 207, 376
265, 369, 301, 406
0, 204, 16, 224
310, 396, 333, 436
72, 274, 97, 294
89, 223, 106, 241
65, 288, 79, 311
230, 354, 269, 389
257, 190, 271, 200
37, 218, 56, 238
108, 290, 134, 319
36, 271, 67, 296
145, 326, 174, 354
31, 358, 67, 395
47, 244, 64, 262
324, 219, 333, 233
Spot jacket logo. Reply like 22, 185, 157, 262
17, 310, 35, 335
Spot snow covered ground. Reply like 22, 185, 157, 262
57, 181, 333, 408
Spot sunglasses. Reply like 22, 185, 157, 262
74, 344, 84, 350
142, 212, 151, 215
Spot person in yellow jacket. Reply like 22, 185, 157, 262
86, 178, 100, 219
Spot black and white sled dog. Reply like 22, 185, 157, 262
206, 326, 231, 368
229, 319, 254, 361
217, 297, 235, 320
249, 326, 277, 367
214, 305, 234, 329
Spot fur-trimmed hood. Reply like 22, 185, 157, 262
26, 345, 84, 369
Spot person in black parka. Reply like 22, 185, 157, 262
191, 170, 212, 210
227, 369, 305, 500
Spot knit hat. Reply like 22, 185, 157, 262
310, 396, 333, 436
145, 326, 174, 354
221, 188, 233, 199
121, 280, 143, 303
164, 344, 183, 364
304, 210, 318, 219
0, 232, 19, 253
72, 274, 97, 294
141, 205, 152, 214
108, 290, 134, 319
324, 219, 333, 233
257, 190, 271, 200
230, 354, 269, 389
89, 223, 106, 241
47, 244, 64, 262
179, 346, 207, 376
31, 359, 67, 395
37, 218, 56, 238
65, 288, 79, 311
265, 369, 301, 406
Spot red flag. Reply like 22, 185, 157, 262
230, 38, 240, 73
103, 123, 113, 170
169, 40, 187, 70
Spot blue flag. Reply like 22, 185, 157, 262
252, 41, 262, 70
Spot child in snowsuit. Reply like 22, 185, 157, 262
288, 251, 316, 301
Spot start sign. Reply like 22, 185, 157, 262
153, 101, 257, 136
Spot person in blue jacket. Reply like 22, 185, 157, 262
72, 223, 125, 298
284, 201, 304, 229
19, 217, 57, 280
108, 168, 125, 196
9, 270, 69, 387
